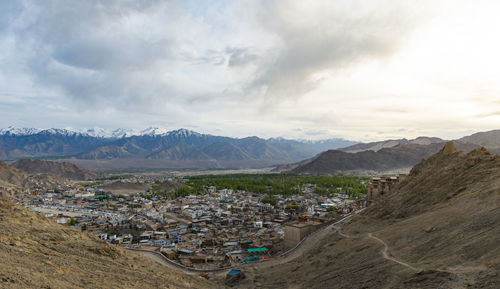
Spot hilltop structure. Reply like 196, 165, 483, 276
366, 175, 405, 204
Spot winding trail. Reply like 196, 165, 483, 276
366, 233, 420, 272
340, 231, 487, 275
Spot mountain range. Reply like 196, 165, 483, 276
0, 127, 356, 169
280, 131, 500, 175
2, 127, 500, 172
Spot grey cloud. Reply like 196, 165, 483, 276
303, 129, 329, 136
8, 0, 179, 110
0, 1, 23, 31
189, 46, 259, 68
3, 0, 430, 112
249, 1, 430, 99
226, 47, 258, 67
191, 50, 226, 66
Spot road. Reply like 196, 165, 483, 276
245, 209, 366, 269
130, 248, 231, 277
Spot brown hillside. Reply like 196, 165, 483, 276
0, 161, 70, 198
0, 161, 27, 196
288, 141, 480, 175
242, 143, 500, 288
0, 197, 215, 289
11, 159, 101, 180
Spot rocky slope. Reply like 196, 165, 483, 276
340, 136, 444, 153
0, 161, 26, 196
242, 142, 499, 288
0, 161, 71, 198
0, 197, 215, 289
458, 129, 500, 154
287, 141, 480, 175
11, 159, 101, 180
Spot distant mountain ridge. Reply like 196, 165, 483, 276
284, 140, 495, 175
282, 131, 500, 174
0, 127, 357, 168
458, 129, 500, 152
339, 136, 444, 153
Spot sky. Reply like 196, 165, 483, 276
0, 0, 499, 142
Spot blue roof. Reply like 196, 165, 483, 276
228, 269, 241, 275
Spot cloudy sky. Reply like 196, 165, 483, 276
1, 0, 499, 141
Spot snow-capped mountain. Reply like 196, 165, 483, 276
0, 126, 359, 166
0, 126, 197, 138
0, 127, 42, 136
63, 127, 201, 138
0, 127, 82, 137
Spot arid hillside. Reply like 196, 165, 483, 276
0, 161, 70, 198
11, 159, 101, 180
241, 142, 499, 288
0, 161, 26, 194
0, 197, 215, 289
287, 141, 480, 175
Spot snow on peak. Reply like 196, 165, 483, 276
0, 126, 41, 135
139, 127, 170, 136
167, 128, 201, 137
42, 128, 80, 136
0, 127, 205, 138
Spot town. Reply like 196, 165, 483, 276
18, 173, 369, 270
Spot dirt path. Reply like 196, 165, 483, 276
366, 233, 420, 272
361, 233, 486, 275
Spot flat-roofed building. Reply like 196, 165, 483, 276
367, 175, 406, 204
284, 221, 321, 248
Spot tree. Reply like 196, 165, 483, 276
260, 197, 278, 206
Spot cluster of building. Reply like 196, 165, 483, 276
19, 179, 365, 269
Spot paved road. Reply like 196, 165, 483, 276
130, 249, 231, 277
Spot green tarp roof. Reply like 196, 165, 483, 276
247, 247, 268, 252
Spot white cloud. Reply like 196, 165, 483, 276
0, 0, 498, 141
